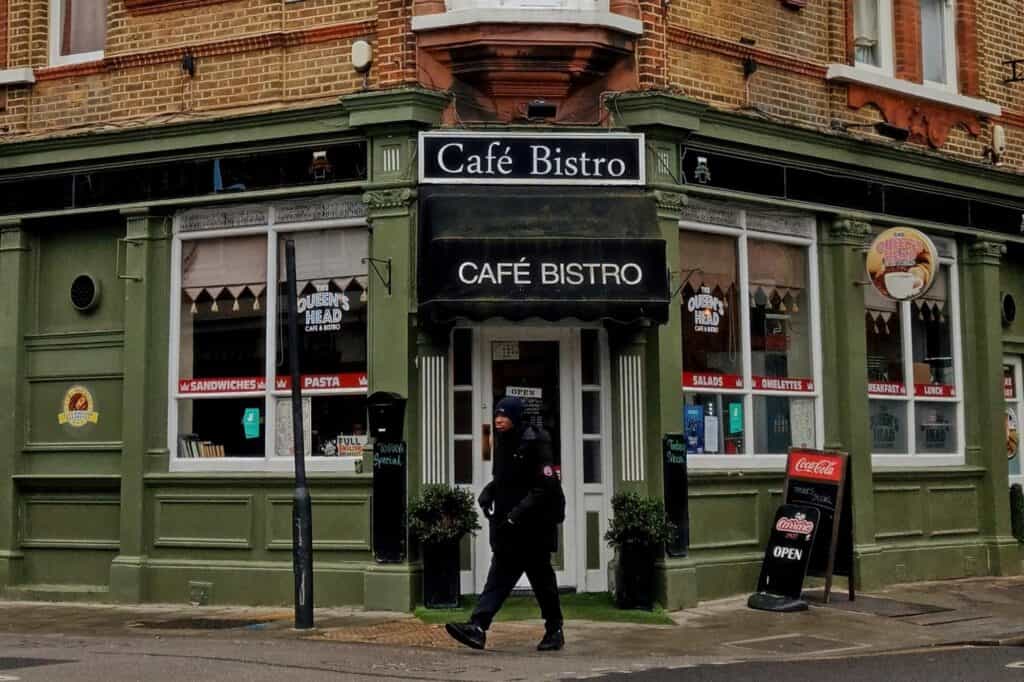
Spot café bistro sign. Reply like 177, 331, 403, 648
419, 132, 644, 186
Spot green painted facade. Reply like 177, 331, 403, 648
0, 88, 1020, 610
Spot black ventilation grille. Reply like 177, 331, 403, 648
70, 274, 99, 312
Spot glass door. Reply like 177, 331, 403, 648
472, 328, 577, 593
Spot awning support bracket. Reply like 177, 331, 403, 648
671, 267, 703, 300
361, 257, 392, 297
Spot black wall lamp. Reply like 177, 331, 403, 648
830, 119, 910, 142
181, 49, 196, 78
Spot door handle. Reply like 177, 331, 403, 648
482, 424, 491, 461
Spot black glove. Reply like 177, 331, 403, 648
478, 487, 495, 519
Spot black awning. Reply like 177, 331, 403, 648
417, 187, 669, 325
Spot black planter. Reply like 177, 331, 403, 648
422, 540, 461, 609
614, 545, 656, 610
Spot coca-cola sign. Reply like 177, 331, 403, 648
787, 450, 842, 483
776, 515, 815, 536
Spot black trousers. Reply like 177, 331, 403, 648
470, 549, 563, 631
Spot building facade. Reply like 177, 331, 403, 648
1, 0, 1024, 610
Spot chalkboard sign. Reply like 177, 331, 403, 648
783, 449, 854, 602
372, 440, 408, 563
749, 503, 821, 612
662, 434, 690, 557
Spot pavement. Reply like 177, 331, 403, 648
3, 576, 1024, 680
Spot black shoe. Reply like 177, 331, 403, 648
537, 626, 564, 651
445, 622, 486, 650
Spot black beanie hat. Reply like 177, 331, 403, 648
494, 396, 525, 426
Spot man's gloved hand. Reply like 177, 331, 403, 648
478, 487, 495, 519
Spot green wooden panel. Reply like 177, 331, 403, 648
27, 378, 123, 444
927, 485, 980, 537
586, 511, 601, 570
265, 494, 371, 551
26, 343, 124, 379
34, 223, 125, 335
17, 450, 121, 476
874, 486, 925, 541
21, 548, 117, 586
459, 533, 471, 571
21, 495, 120, 549
144, 560, 366, 606
154, 495, 253, 549
688, 490, 760, 551
1001, 248, 1024, 343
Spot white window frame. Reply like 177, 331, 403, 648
49, 0, 105, 67
869, 256, 965, 468
167, 207, 369, 473
853, 0, 895, 77
681, 217, 825, 470
920, 0, 958, 91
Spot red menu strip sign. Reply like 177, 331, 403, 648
275, 373, 369, 390
914, 384, 956, 398
178, 376, 266, 394
868, 381, 907, 396
683, 372, 744, 390
752, 376, 815, 392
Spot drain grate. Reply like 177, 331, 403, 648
133, 617, 281, 630
899, 611, 991, 627
725, 633, 863, 655
814, 595, 950, 618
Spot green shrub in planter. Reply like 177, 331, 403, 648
409, 484, 481, 608
604, 492, 675, 610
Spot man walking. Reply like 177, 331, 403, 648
445, 396, 565, 651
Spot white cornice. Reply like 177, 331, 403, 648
412, 9, 643, 36
0, 68, 36, 86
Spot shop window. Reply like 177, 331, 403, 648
171, 206, 369, 468
50, 0, 105, 65
866, 260, 963, 462
681, 219, 821, 464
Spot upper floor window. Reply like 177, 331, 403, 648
854, 0, 956, 89
50, 0, 105, 66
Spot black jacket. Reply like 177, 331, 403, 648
479, 425, 564, 553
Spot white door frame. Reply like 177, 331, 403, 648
472, 326, 578, 593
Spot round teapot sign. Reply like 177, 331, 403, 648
866, 227, 939, 301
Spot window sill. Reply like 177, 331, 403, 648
49, 51, 105, 68
168, 457, 362, 474
411, 9, 643, 36
826, 64, 1001, 118
0, 68, 36, 86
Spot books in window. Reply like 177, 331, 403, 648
177, 434, 225, 458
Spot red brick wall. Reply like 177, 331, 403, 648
892, 0, 923, 83
956, 0, 979, 97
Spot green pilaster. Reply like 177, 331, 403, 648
649, 188, 697, 610
110, 209, 171, 602
0, 219, 29, 589
361, 187, 421, 611
819, 217, 881, 589
962, 240, 1020, 574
